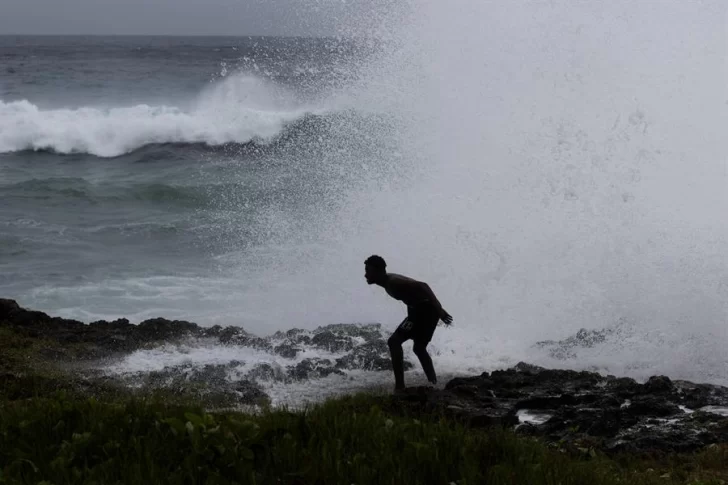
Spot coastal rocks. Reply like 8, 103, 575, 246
533, 321, 630, 360
116, 360, 269, 407
0, 299, 403, 371
8, 298, 728, 454
1, 299, 406, 407
288, 358, 345, 380
394, 362, 728, 453
0, 298, 200, 357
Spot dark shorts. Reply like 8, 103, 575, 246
393, 302, 440, 344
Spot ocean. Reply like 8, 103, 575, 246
1, 2, 726, 405
0, 35, 398, 327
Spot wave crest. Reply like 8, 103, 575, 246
0, 75, 315, 158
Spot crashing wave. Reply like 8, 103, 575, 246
0, 74, 326, 157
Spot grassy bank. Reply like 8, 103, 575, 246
1, 392, 728, 485
2, 328, 728, 484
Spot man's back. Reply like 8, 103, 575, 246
383, 273, 429, 307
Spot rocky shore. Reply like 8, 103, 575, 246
3, 298, 728, 454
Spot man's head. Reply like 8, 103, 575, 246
364, 254, 387, 284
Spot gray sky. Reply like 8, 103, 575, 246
0, 0, 380, 36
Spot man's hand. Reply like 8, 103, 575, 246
440, 309, 453, 326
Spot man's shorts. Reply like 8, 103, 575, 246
394, 301, 440, 344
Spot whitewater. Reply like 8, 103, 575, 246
0, 75, 316, 157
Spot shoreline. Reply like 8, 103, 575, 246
3, 297, 728, 455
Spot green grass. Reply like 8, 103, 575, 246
1, 392, 728, 485
2, 326, 728, 484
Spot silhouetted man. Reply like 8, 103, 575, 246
364, 255, 453, 391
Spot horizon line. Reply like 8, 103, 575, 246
0, 33, 372, 40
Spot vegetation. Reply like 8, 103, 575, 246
2, 327, 728, 484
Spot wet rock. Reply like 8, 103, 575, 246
334, 340, 412, 372
217, 326, 251, 345
625, 396, 682, 417
119, 360, 269, 406
288, 358, 345, 380
201, 325, 224, 338
310, 331, 354, 352
0, 298, 207, 355
643, 375, 673, 394
247, 363, 285, 382
404, 361, 728, 453
534, 320, 629, 360
274, 343, 300, 359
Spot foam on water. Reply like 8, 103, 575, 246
0, 74, 315, 157
100, 334, 437, 407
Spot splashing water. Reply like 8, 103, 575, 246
0, 75, 313, 157
225, 1, 728, 384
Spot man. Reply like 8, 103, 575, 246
364, 255, 453, 391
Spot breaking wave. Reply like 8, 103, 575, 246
0, 74, 323, 157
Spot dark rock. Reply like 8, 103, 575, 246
673, 381, 728, 409
0, 299, 207, 355
274, 343, 300, 359
233, 380, 269, 404
334, 340, 411, 372
201, 325, 224, 338
534, 321, 629, 360
247, 363, 284, 381
397, 360, 728, 454
218, 326, 250, 344
625, 396, 682, 417
644, 375, 673, 393
0, 298, 22, 317
137, 317, 198, 340
288, 358, 345, 380
606, 376, 641, 396
310, 331, 356, 353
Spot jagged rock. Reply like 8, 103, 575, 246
217, 326, 251, 345
0, 298, 205, 354
287, 358, 345, 380
335, 340, 412, 371
200, 324, 223, 337
232, 380, 269, 404
274, 343, 300, 359
122, 360, 268, 406
136, 317, 198, 340
399, 362, 728, 453
533, 321, 628, 360
644, 375, 673, 393
310, 330, 355, 352
247, 363, 285, 381
674, 381, 728, 409
625, 396, 682, 417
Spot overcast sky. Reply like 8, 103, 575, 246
0, 0, 381, 36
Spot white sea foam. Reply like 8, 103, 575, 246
0, 74, 314, 157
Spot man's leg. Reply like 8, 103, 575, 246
388, 319, 411, 390
412, 341, 437, 385
410, 313, 439, 385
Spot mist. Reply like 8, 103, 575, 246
232, 0, 728, 382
